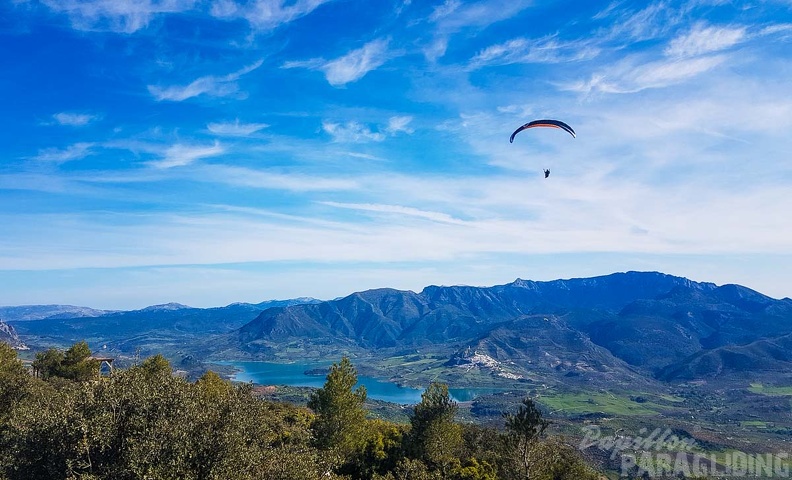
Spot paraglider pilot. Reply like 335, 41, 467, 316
544, 169, 550, 178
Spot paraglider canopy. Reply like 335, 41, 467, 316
509, 119, 576, 143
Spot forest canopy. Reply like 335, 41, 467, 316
0, 342, 600, 480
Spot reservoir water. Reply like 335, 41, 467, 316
219, 361, 500, 404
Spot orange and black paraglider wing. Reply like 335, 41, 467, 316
509, 119, 576, 143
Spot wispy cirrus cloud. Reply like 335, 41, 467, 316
386, 116, 414, 134
560, 54, 728, 95
203, 165, 359, 191
345, 152, 387, 162
147, 141, 224, 169
321, 201, 468, 225
423, 37, 448, 63
665, 23, 747, 57
283, 38, 392, 87
148, 60, 263, 101
41, 0, 196, 33
51, 112, 100, 127
33, 142, 95, 164
421, 0, 534, 62
207, 119, 269, 136
322, 116, 413, 143
759, 23, 792, 37
469, 35, 601, 69
429, 0, 532, 31
210, 0, 333, 31
599, 1, 687, 43
429, 0, 461, 22
322, 121, 386, 143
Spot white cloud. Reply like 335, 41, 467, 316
148, 141, 224, 169
282, 38, 392, 87
322, 201, 467, 225
603, 2, 685, 43
33, 142, 95, 164
321, 38, 392, 87
423, 36, 448, 62
430, 0, 532, 31
592, 1, 621, 21
345, 152, 387, 162
52, 112, 99, 126
395, 0, 412, 16
469, 35, 600, 68
630, 55, 728, 89
321, 117, 411, 143
561, 55, 728, 95
210, 0, 333, 31
148, 60, 263, 101
386, 116, 414, 134
420, 0, 534, 62
323, 121, 386, 143
280, 58, 323, 69
41, 0, 196, 33
207, 119, 269, 136
429, 0, 461, 22
665, 23, 746, 57
203, 165, 359, 191
759, 23, 792, 36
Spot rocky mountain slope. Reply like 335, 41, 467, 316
225, 271, 792, 382
0, 319, 28, 350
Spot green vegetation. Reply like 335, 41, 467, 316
537, 391, 663, 416
749, 383, 792, 396
740, 420, 769, 428
0, 342, 601, 480
308, 357, 369, 464
31, 341, 100, 382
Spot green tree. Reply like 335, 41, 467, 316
31, 342, 99, 382
195, 370, 234, 401
452, 457, 498, 480
1, 353, 337, 480
0, 343, 31, 417
349, 419, 406, 479
517, 437, 601, 480
503, 397, 549, 479
307, 357, 369, 464
408, 382, 463, 474
373, 458, 442, 480
460, 423, 506, 477
137, 353, 172, 379
32, 347, 64, 379
61, 341, 99, 381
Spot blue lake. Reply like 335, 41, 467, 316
218, 361, 501, 404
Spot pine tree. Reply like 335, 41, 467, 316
307, 357, 369, 463
503, 397, 549, 479
408, 382, 463, 474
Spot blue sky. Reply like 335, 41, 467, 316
1, 0, 791, 309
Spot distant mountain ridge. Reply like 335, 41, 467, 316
0, 305, 114, 322
225, 271, 792, 382
236, 271, 708, 348
0, 298, 323, 323
7, 272, 792, 385
9, 297, 323, 352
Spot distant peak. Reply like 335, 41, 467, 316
140, 302, 192, 311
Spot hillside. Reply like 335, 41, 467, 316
223, 272, 788, 371
8, 271, 792, 387
0, 320, 27, 350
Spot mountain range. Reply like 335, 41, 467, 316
5, 272, 792, 384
